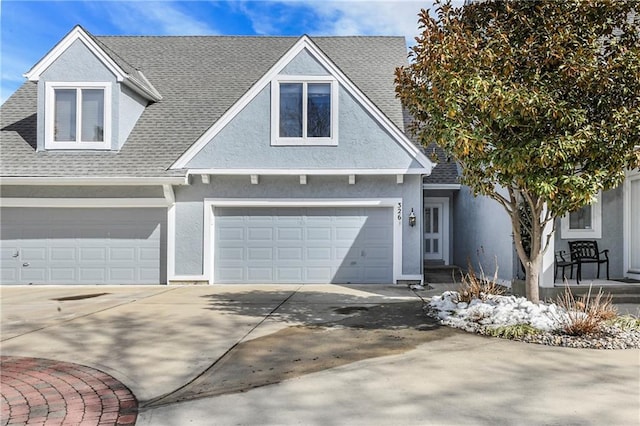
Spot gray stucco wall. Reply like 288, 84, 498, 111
452, 186, 515, 282
554, 186, 624, 278
0, 185, 164, 198
280, 48, 330, 75
173, 175, 423, 278
118, 85, 147, 149
186, 85, 420, 170
37, 39, 147, 151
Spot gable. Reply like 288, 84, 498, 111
185, 84, 424, 170
280, 49, 330, 76
172, 36, 433, 173
40, 39, 117, 82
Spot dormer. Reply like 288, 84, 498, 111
24, 26, 161, 151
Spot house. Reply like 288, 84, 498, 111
0, 26, 436, 285
2, 26, 638, 287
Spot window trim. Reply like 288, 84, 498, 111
271, 75, 338, 146
45, 81, 112, 150
560, 192, 602, 239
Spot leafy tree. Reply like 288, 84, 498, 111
396, 0, 640, 302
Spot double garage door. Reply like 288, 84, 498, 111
0, 208, 165, 285
214, 207, 393, 284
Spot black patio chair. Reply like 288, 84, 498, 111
568, 240, 610, 284
554, 250, 577, 282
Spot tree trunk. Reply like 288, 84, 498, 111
524, 256, 541, 303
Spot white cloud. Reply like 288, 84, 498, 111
97, 1, 218, 35
240, 0, 466, 44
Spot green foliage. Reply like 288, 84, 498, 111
486, 324, 540, 339
608, 315, 640, 331
396, 0, 640, 301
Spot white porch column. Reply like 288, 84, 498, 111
540, 204, 555, 288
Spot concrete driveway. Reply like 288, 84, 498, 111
1, 284, 639, 425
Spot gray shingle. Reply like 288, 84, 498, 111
1, 34, 409, 178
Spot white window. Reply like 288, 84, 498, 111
271, 76, 338, 146
45, 82, 111, 149
560, 192, 602, 239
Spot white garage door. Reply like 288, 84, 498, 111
0, 208, 165, 285
214, 207, 393, 284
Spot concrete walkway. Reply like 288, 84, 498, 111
1, 284, 639, 425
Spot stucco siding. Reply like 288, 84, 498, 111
118, 85, 147, 149
280, 49, 330, 75
0, 185, 164, 198
173, 175, 423, 279
452, 186, 514, 282
555, 186, 624, 279
185, 85, 421, 170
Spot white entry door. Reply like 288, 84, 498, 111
424, 202, 443, 261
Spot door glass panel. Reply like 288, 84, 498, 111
424, 208, 431, 233
433, 207, 439, 233
433, 238, 439, 253
425, 239, 431, 253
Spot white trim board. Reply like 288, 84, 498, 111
624, 170, 640, 280
171, 35, 434, 173
187, 168, 428, 177
201, 198, 406, 285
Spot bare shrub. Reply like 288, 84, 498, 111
555, 285, 617, 336
456, 260, 506, 303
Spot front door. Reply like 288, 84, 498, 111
424, 202, 443, 261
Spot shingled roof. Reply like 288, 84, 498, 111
1, 34, 409, 178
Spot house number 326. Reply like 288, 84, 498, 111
396, 202, 402, 221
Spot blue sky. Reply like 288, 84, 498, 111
1, 0, 464, 105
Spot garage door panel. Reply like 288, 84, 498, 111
277, 247, 302, 260
248, 267, 273, 281
248, 228, 273, 241
51, 247, 76, 261
277, 228, 303, 241
248, 247, 273, 261
0, 208, 165, 285
306, 247, 331, 261
22, 248, 47, 261
215, 207, 392, 284
218, 268, 243, 281
110, 247, 136, 261
22, 268, 46, 281
79, 247, 108, 262
276, 267, 303, 281
49, 268, 75, 281
307, 227, 331, 241
110, 268, 136, 281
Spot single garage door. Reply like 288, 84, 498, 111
0, 208, 166, 285
214, 207, 393, 284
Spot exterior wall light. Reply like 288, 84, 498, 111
409, 208, 416, 227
